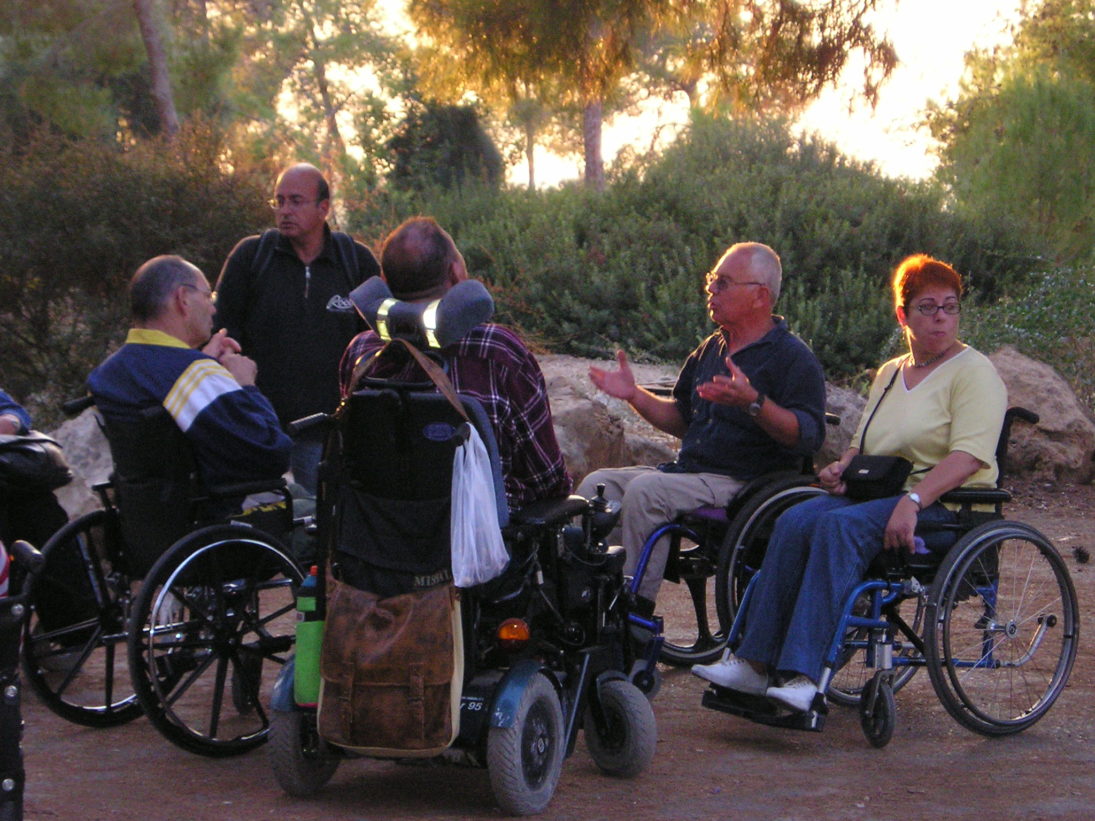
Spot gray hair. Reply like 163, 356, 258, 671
729, 242, 782, 303
129, 255, 203, 322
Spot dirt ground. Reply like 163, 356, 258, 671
17, 478, 1095, 820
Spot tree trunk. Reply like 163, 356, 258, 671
133, 0, 180, 139
583, 99, 604, 191
525, 119, 536, 191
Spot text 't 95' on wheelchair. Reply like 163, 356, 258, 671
701, 407, 1079, 746
268, 277, 657, 816
21, 395, 306, 757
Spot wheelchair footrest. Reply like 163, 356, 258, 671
701, 686, 826, 733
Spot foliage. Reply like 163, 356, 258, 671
346, 116, 1043, 379
0, 125, 270, 424
387, 101, 504, 192
962, 265, 1095, 411
928, 0, 1095, 264
408, 0, 897, 188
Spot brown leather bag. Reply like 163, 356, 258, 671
317, 575, 462, 755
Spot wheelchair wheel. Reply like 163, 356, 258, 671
859, 675, 896, 748
656, 529, 726, 666
22, 510, 143, 727
269, 708, 340, 797
487, 671, 565, 816
128, 524, 303, 757
715, 477, 826, 628
924, 521, 1079, 737
827, 591, 922, 707
583, 679, 657, 778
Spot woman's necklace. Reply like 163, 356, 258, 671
909, 342, 956, 369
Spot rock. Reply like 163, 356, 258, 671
50, 408, 112, 519
820, 384, 866, 467
990, 345, 1095, 483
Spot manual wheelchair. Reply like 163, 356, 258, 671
627, 415, 838, 667
21, 396, 307, 757
700, 407, 1080, 746
268, 277, 657, 816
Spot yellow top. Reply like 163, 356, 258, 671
852, 346, 1007, 491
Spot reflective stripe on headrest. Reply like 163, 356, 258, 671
423, 299, 442, 348
375, 298, 398, 341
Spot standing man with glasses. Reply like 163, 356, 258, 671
214, 163, 379, 493
575, 242, 826, 613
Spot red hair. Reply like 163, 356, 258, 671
892, 254, 963, 310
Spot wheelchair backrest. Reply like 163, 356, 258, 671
98, 407, 200, 576
330, 387, 508, 595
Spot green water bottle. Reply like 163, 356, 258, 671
293, 564, 323, 706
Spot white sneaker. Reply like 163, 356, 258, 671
691, 653, 768, 695
766, 675, 818, 713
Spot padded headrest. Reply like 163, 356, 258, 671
349, 276, 494, 349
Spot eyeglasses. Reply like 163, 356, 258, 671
268, 195, 321, 210
911, 301, 960, 316
182, 283, 215, 301
705, 272, 764, 293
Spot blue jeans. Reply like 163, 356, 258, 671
736, 493, 956, 682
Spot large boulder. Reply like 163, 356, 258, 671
540, 355, 677, 484
990, 345, 1095, 482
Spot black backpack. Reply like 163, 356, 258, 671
248, 228, 362, 296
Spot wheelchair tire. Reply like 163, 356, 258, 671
656, 526, 727, 666
22, 510, 143, 727
859, 675, 896, 748
487, 672, 565, 816
924, 520, 1079, 737
269, 708, 340, 797
583, 679, 657, 778
715, 478, 826, 628
127, 524, 303, 757
827, 592, 922, 708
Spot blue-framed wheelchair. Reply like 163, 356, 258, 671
700, 407, 1079, 746
21, 397, 306, 757
268, 278, 656, 816
626, 415, 839, 667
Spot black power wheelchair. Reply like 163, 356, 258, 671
21, 396, 306, 757
268, 278, 657, 816
700, 407, 1080, 745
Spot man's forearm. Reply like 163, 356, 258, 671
628, 388, 688, 439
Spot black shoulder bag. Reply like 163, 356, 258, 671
841, 366, 914, 500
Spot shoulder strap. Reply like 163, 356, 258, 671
330, 231, 360, 291
247, 228, 280, 303
857, 365, 902, 453
343, 339, 468, 424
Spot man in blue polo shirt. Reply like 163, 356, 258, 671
576, 242, 826, 609
89, 255, 291, 491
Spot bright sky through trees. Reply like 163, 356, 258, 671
379, 0, 1023, 184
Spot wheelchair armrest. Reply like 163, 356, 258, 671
938, 487, 1012, 507
509, 495, 590, 527
206, 477, 289, 500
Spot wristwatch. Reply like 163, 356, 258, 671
906, 491, 923, 510
748, 392, 766, 417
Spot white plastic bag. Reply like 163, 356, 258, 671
450, 424, 509, 587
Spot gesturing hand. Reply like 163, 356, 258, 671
695, 356, 755, 407
589, 349, 638, 402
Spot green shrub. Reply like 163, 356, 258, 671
0, 125, 270, 424
962, 266, 1095, 409
346, 115, 1045, 380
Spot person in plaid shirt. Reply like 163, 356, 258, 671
339, 217, 570, 510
